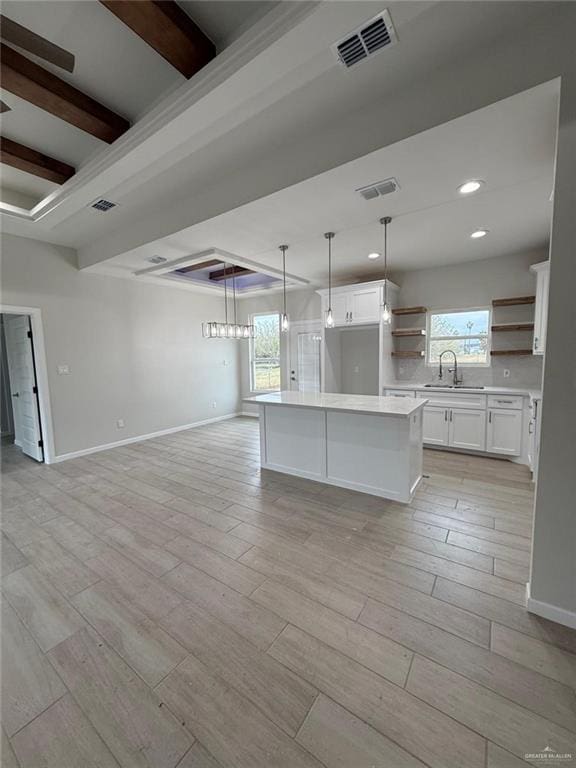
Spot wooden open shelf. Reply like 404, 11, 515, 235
492, 296, 535, 307
392, 350, 425, 359
491, 323, 534, 333
392, 329, 426, 337
392, 306, 427, 316
490, 349, 533, 357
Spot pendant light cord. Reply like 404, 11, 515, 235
282, 247, 287, 316
223, 263, 228, 325
325, 232, 334, 310
380, 216, 391, 307
232, 269, 237, 326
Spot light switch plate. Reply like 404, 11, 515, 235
57, 365, 70, 375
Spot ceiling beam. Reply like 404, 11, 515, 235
209, 266, 255, 281
100, 1, 215, 79
176, 259, 222, 273
0, 137, 75, 184
0, 44, 130, 143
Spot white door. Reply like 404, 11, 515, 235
349, 287, 381, 324
486, 409, 523, 455
449, 408, 486, 451
289, 324, 321, 392
3, 315, 44, 461
422, 406, 450, 446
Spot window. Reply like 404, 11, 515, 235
250, 313, 281, 391
427, 308, 490, 366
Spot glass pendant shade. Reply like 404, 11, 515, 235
280, 245, 289, 334
325, 308, 334, 328
382, 302, 391, 324
281, 313, 289, 333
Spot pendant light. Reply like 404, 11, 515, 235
279, 244, 289, 333
202, 262, 254, 339
380, 216, 392, 324
324, 232, 335, 329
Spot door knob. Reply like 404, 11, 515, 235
12, 392, 19, 398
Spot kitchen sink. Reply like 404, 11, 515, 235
423, 384, 485, 389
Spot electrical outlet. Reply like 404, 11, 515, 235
116, 419, 125, 429
222, 359, 229, 367
354, 365, 360, 373
503, 369, 511, 378
210, 401, 217, 409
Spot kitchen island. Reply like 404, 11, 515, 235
244, 391, 428, 503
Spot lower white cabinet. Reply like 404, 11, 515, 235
486, 408, 523, 455
423, 406, 450, 446
423, 406, 486, 451
449, 408, 486, 451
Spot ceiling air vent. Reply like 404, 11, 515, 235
356, 177, 400, 201
147, 255, 167, 265
333, 11, 397, 68
90, 198, 117, 212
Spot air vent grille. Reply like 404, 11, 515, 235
356, 177, 400, 201
90, 198, 117, 212
334, 11, 397, 68
148, 255, 167, 265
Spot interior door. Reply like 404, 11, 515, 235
289, 325, 321, 392
422, 406, 449, 446
448, 408, 486, 451
4, 315, 44, 461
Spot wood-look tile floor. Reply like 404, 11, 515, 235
1, 418, 575, 768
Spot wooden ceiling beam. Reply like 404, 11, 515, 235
209, 266, 255, 281
0, 44, 130, 143
0, 136, 75, 184
100, 1, 215, 79
176, 259, 222, 273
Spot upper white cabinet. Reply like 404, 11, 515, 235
317, 280, 397, 327
530, 261, 549, 355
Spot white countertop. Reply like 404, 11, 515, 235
244, 391, 428, 417
383, 382, 542, 400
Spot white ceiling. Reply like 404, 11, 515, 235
98, 79, 557, 285
0, 0, 276, 205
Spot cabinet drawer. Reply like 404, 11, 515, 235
487, 394, 524, 410
385, 389, 416, 398
423, 392, 486, 410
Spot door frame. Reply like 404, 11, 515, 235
287, 319, 322, 392
0, 305, 55, 463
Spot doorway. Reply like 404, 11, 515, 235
288, 320, 322, 393
1, 311, 45, 462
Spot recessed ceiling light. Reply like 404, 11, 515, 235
368, 252, 380, 260
470, 229, 489, 239
458, 180, 484, 195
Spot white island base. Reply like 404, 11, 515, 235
244, 392, 428, 504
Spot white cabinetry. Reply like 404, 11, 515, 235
530, 261, 549, 355
449, 408, 486, 451
423, 406, 450, 446
486, 408, 523, 455
317, 281, 392, 327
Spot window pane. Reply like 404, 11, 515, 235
428, 337, 488, 365
430, 310, 489, 337
252, 313, 280, 391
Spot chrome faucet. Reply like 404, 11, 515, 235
439, 350, 462, 386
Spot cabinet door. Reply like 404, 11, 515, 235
533, 265, 549, 355
423, 406, 450, 446
349, 287, 381, 324
329, 293, 350, 327
449, 408, 486, 451
486, 408, 523, 455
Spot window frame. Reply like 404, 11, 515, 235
249, 311, 282, 393
425, 306, 492, 368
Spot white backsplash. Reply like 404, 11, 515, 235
395, 354, 543, 389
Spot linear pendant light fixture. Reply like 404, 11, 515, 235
280, 244, 289, 333
380, 216, 392, 324
202, 263, 254, 339
325, 232, 335, 328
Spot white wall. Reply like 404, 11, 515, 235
0, 235, 241, 458
391, 249, 546, 389
529, 76, 576, 626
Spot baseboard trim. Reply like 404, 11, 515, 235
47, 412, 241, 464
525, 582, 576, 629
238, 411, 259, 418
